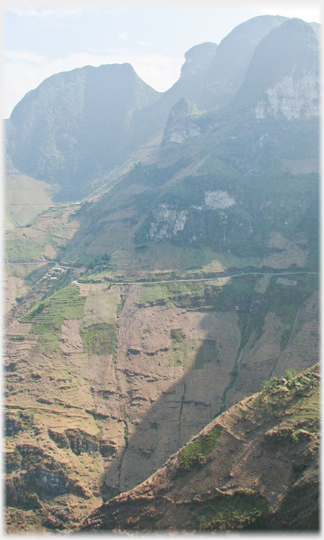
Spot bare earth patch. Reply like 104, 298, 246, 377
254, 275, 271, 294
44, 244, 56, 257
4, 275, 26, 313
80, 284, 120, 326
276, 277, 297, 286
60, 319, 84, 354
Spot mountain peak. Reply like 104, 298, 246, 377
204, 14, 287, 110
181, 42, 218, 78
232, 17, 320, 119
7, 62, 161, 198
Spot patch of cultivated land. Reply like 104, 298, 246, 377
260, 232, 309, 269
5, 173, 55, 228
87, 240, 261, 280
5, 203, 81, 264
3, 273, 27, 315
81, 364, 320, 532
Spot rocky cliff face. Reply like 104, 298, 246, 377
161, 16, 287, 114
161, 98, 202, 146
204, 15, 287, 110
254, 74, 319, 120
149, 204, 189, 239
180, 43, 218, 78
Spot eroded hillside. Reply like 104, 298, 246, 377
4, 268, 318, 531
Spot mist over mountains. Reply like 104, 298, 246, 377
6, 16, 320, 200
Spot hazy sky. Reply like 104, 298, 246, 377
3, 0, 322, 118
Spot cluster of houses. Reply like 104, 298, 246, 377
41, 265, 66, 281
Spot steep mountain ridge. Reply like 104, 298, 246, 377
204, 14, 287, 110
116, 15, 291, 159
6, 63, 161, 199
6, 15, 297, 201
159, 42, 218, 110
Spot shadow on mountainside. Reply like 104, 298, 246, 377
100, 282, 319, 500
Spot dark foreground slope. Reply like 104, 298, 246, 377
81, 363, 319, 532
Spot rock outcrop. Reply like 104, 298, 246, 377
180, 43, 218, 78
161, 98, 201, 146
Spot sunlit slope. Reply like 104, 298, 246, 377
4, 197, 84, 319
5, 282, 120, 533
5, 173, 55, 229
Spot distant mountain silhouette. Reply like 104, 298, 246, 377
6, 15, 298, 200
6, 63, 161, 198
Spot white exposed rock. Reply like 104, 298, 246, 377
61, 133, 77, 148
187, 124, 201, 137
204, 190, 235, 209
276, 278, 297, 286
255, 74, 319, 120
150, 192, 235, 241
255, 102, 266, 119
162, 98, 202, 146
168, 133, 186, 144
149, 204, 188, 240
166, 121, 201, 144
